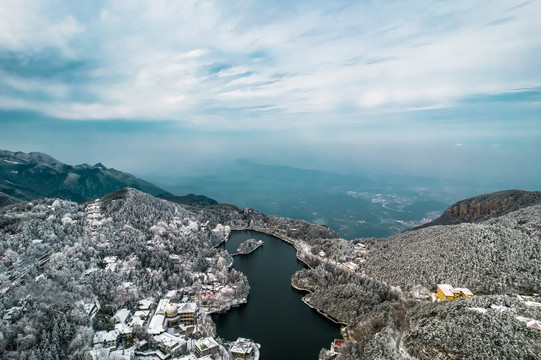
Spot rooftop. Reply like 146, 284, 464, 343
179, 302, 197, 314
148, 314, 165, 335
114, 308, 130, 324
437, 284, 455, 297
194, 337, 219, 352
231, 338, 253, 355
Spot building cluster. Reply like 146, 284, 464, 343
340, 243, 367, 272
147, 291, 197, 336
87, 288, 260, 360
200, 283, 233, 300
436, 284, 474, 301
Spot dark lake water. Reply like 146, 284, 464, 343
213, 230, 340, 360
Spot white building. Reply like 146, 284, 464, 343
194, 337, 219, 358
230, 338, 253, 359
148, 314, 165, 335
109, 347, 135, 360
88, 348, 111, 360
114, 308, 130, 324
93, 330, 120, 348
129, 316, 145, 328
154, 332, 187, 356
156, 298, 171, 315
134, 310, 150, 319
138, 298, 153, 310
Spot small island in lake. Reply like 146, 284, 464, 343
235, 238, 264, 255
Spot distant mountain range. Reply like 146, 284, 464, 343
0, 149, 216, 205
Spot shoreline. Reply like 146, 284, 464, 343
230, 226, 315, 268
230, 226, 347, 327
204, 298, 248, 315
290, 282, 347, 326
231, 241, 263, 256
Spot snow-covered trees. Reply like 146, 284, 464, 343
363, 205, 541, 294
0, 189, 257, 358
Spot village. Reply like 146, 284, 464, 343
86, 286, 260, 360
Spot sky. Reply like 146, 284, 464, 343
0, 0, 540, 188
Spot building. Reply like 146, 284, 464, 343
156, 298, 171, 315
154, 332, 186, 356
148, 314, 165, 335
331, 339, 345, 353
88, 348, 111, 360
134, 310, 150, 319
194, 337, 219, 358
437, 284, 455, 301
342, 262, 358, 272
138, 298, 153, 310
165, 303, 181, 328
179, 302, 197, 325
109, 347, 135, 360
93, 330, 120, 348
455, 287, 474, 298
436, 284, 474, 301
230, 338, 253, 359
114, 309, 130, 324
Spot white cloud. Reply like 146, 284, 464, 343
0, 1, 84, 54
0, 0, 540, 127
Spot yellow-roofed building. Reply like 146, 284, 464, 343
437, 284, 473, 301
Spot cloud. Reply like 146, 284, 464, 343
0, 0, 539, 129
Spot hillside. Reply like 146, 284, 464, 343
157, 192, 218, 206
416, 189, 541, 228
289, 191, 541, 359
0, 150, 166, 201
1, 183, 540, 359
0, 191, 20, 207
0, 187, 339, 359
362, 203, 541, 294
0, 188, 246, 359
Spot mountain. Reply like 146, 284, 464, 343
0, 188, 247, 359
363, 203, 541, 294
157, 192, 218, 206
0, 191, 20, 207
416, 189, 541, 228
158, 159, 468, 239
291, 189, 541, 359
1, 185, 539, 360
0, 187, 336, 359
0, 149, 167, 201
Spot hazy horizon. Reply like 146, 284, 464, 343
1, 1, 540, 190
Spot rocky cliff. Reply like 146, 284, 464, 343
416, 189, 541, 228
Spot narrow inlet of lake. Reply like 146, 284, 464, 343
213, 230, 340, 360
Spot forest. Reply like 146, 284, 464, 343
1, 187, 541, 359
0, 189, 249, 359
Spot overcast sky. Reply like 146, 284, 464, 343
0, 0, 539, 187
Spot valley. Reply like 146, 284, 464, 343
1, 151, 540, 360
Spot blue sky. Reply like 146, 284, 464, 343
0, 0, 540, 187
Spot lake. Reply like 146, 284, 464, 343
213, 230, 340, 359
